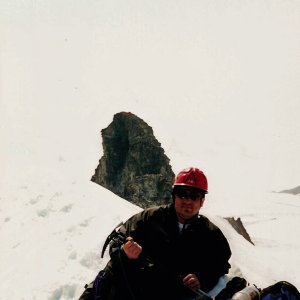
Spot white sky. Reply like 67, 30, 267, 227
1, 0, 300, 194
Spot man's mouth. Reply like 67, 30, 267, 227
181, 206, 192, 211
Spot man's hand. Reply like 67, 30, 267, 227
182, 273, 201, 291
122, 237, 142, 259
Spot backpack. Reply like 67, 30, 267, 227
216, 279, 300, 300
78, 270, 106, 300
260, 281, 300, 300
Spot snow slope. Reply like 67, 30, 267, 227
0, 176, 141, 300
1, 161, 299, 300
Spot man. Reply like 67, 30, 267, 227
80, 167, 231, 300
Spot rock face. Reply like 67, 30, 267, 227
91, 112, 175, 208
279, 186, 300, 195
225, 217, 255, 245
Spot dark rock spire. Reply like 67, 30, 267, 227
91, 112, 175, 208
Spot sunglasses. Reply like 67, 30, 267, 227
174, 189, 204, 201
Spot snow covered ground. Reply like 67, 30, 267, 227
1, 1, 300, 299
1, 157, 299, 300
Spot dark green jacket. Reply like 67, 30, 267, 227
103, 204, 231, 299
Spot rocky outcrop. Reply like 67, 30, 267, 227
279, 186, 300, 195
91, 112, 175, 208
225, 217, 255, 245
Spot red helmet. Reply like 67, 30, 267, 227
173, 167, 208, 193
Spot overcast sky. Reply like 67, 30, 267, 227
1, 0, 300, 194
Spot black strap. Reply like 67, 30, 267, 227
117, 249, 138, 300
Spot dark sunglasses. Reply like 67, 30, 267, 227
174, 189, 204, 201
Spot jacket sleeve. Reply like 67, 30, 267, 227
108, 209, 151, 267
197, 226, 231, 292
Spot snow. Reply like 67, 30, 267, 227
1, 1, 300, 299
0, 176, 141, 300
1, 173, 299, 300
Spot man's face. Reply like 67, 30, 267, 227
174, 188, 205, 223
